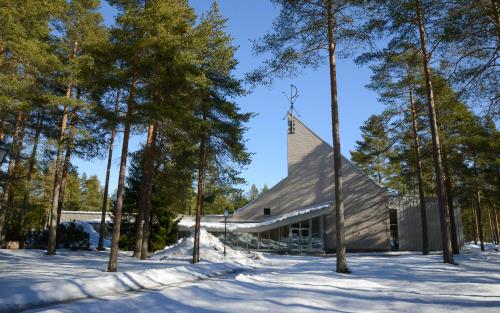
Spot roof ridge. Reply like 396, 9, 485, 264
291, 114, 386, 191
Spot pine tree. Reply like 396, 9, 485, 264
123, 142, 192, 253
107, 0, 195, 271
126, 0, 196, 260
351, 115, 392, 185
248, 0, 368, 273
0, 112, 26, 244
361, 0, 455, 264
80, 175, 102, 211
413, 0, 453, 263
20, 110, 45, 229
191, 2, 251, 263
137, 122, 156, 259
106, 0, 145, 271
261, 184, 270, 195
64, 169, 83, 211
56, 107, 78, 226
0, 0, 63, 246
248, 184, 260, 201
440, 0, 500, 114
98, 88, 120, 251
356, 50, 498, 254
356, 48, 431, 254
47, 0, 107, 255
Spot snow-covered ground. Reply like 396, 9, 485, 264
1, 240, 499, 312
0, 230, 260, 312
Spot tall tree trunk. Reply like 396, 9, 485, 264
47, 87, 71, 255
192, 134, 207, 264
408, 88, 429, 255
0, 34, 6, 57
56, 107, 78, 226
133, 122, 155, 258
326, 0, 348, 273
415, 0, 454, 264
441, 147, 459, 254
494, 208, 500, 244
474, 166, 485, 251
0, 110, 8, 141
47, 42, 77, 255
0, 112, 24, 246
494, 169, 500, 244
140, 122, 156, 260
5, 114, 28, 233
108, 75, 137, 272
486, 206, 495, 243
98, 90, 120, 251
472, 203, 478, 244
9, 116, 27, 203
21, 110, 44, 227
133, 159, 146, 257
132, 209, 144, 256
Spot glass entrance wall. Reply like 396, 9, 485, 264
213, 215, 324, 254
291, 220, 310, 253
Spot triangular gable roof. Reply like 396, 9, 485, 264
288, 113, 327, 175
233, 114, 384, 221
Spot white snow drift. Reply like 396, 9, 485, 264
150, 228, 263, 264
68, 220, 111, 249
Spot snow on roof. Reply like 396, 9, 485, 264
178, 202, 331, 232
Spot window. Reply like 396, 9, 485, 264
263, 207, 271, 216
311, 216, 322, 250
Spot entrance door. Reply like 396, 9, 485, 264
290, 220, 311, 254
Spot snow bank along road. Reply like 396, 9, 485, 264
0, 249, 257, 312
9, 249, 499, 313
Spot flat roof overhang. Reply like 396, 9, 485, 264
178, 202, 331, 233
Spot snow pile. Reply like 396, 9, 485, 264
150, 228, 263, 264
463, 242, 499, 252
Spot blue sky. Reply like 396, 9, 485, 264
74, 0, 385, 193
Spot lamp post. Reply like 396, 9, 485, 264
223, 209, 229, 257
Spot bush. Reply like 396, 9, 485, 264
26, 222, 90, 251
118, 216, 136, 251
25, 228, 50, 249
62, 223, 91, 250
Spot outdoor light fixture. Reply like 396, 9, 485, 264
0, 141, 9, 165
224, 209, 229, 257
